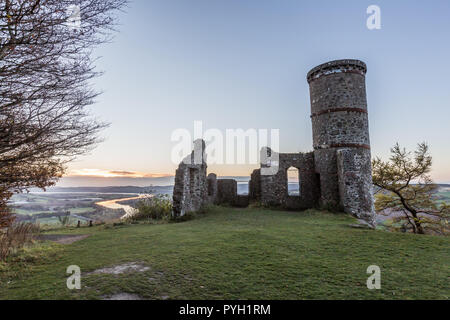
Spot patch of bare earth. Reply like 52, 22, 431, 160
36, 234, 90, 244
102, 293, 143, 300
87, 262, 150, 275
87, 262, 168, 300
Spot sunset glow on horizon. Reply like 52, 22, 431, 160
67, 169, 173, 179
62, 1, 450, 185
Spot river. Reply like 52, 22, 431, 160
95, 194, 150, 219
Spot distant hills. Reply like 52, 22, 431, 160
54, 175, 175, 188
29, 183, 450, 196
33, 185, 174, 194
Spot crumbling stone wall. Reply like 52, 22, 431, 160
172, 59, 376, 225
337, 148, 375, 225
234, 195, 249, 207
172, 143, 245, 213
249, 169, 261, 201
216, 179, 237, 205
172, 140, 208, 217
207, 173, 218, 204
258, 150, 320, 209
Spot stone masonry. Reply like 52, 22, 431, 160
307, 59, 375, 225
172, 139, 208, 217
256, 149, 320, 210
172, 59, 376, 226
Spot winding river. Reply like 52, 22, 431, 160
95, 194, 150, 219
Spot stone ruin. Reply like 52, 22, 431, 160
172, 59, 376, 226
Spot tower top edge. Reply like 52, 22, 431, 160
307, 59, 367, 83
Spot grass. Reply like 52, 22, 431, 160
13, 207, 94, 216
35, 217, 62, 226
12, 209, 54, 215
435, 190, 450, 204
0, 206, 448, 300
12, 194, 50, 203
68, 207, 96, 215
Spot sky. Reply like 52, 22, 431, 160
60, 0, 450, 186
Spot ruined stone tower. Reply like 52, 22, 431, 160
307, 59, 375, 223
173, 59, 376, 226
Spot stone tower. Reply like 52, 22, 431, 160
307, 59, 375, 224
172, 59, 376, 226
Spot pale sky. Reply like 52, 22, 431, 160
64, 0, 450, 186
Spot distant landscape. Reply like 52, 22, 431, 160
9, 185, 173, 227
1, 0, 449, 305
435, 185, 450, 204
9, 183, 449, 228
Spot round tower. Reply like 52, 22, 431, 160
307, 60, 374, 221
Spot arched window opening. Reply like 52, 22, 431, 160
287, 167, 300, 196
237, 182, 249, 195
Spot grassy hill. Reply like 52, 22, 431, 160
0, 207, 448, 300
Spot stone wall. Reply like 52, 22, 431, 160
172, 59, 376, 226
172, 143, 246, 213
206, 173, 218, 204
337, 148, 375, 226
172, 140, 208, 217
313, 149, 340, 208
249, 169, 261, 201
216, 179, 237, 205
234, 195, 250, 207
259, 149, 320, 209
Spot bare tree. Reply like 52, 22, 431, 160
372, 143, 449, 235
0, 0, 128, 226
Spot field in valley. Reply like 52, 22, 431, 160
9, 186, 173, 227
10, 192, 134, 227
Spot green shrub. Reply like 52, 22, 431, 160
129, 194, 172, 222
